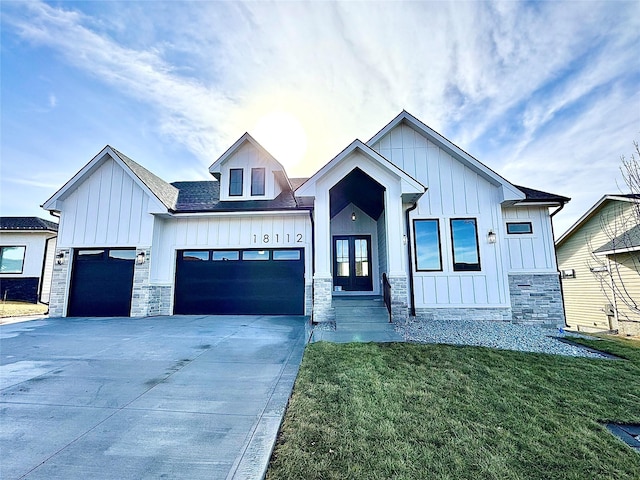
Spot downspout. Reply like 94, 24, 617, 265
38, 236, 56, 305
405, 202, 418, 317
308, 208, 315, 323
550, 202, 569, 328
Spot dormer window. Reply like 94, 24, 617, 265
229, 168, 243, 196
251, 168, 265, 196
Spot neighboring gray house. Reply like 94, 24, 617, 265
42, 111, 568, 327
0, 217, 58, 304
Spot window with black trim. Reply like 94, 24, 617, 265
0, 246, 26, 273
450, 218, 481, 271
251, 168, 266, 196
413, 219, 442, 271
229, 168, 243, 196
506, 222, 533, 234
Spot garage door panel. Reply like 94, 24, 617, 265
67, 249, 135, 317
174, 249, 304, 315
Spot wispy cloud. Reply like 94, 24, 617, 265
1, 0, 638, 234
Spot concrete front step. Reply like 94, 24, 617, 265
332, 296, 391, 325
334, 307, 390, 318
332, 295, 383, 306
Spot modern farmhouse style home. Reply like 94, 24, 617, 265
43, 111, 568, 326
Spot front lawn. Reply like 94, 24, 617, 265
0, 300, 48, 319
267, 338, 640, 479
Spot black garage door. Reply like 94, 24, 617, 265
174, 248, 304, 315
67, 248, 136, 317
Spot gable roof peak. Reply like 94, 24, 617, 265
367, 111, 525, 203
42, 145, 177, 213
209, 132, 292, 189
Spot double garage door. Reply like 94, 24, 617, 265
174, 248, 305, 315
67, 247, 304, 317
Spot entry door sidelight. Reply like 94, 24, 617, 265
333, 235, 373, 291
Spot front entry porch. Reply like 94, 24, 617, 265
296, 140, 425, 325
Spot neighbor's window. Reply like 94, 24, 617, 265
506, 222, 533, 234
0, 246, 26, 274
450, 219, 481, 271
413, 219, 442, 271
229, 168, 243, 196
251, 168, 266, 196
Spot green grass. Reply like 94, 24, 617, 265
267, 339, 640, 480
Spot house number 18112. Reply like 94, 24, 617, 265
252, 233, 303, 244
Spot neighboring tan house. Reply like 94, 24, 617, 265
0, 217, 58, 304
556, 195, 640, 336
42, 111, 569, 327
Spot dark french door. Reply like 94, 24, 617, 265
333, 235, 373, 291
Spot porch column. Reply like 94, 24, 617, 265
312, 187, 334, 323
385, 191, 409, 323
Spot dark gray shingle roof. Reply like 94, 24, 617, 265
170, 181, 304, 212
290, 177, 309, 190
594, 224, 640, 254
0, 217, 58, 232
515, 185, 570, 203
111, 147, 179, 210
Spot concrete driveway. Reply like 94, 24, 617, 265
0, 315, 308, 480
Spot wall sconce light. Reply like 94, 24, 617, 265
136, 251, 146, 265
351, 211, 356, 222
56, 251, 65, 265
487, 230, 497, 244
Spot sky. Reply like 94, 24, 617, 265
1, 0, 639, 238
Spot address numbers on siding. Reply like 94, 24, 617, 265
252, 233, 303, 244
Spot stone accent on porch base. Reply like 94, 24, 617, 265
388, 275, 409, 324
413, 307, 512, 323
312, 276, 335, 324
48, 248, 70, 317
304, 283, 313, 317
508, 273, 564, 327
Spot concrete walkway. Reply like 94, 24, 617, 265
0, 315, 308, 480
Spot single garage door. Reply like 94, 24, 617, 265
174, 248, 304, 315
67, 248, 136, 317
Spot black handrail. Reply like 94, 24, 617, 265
382, 273, 392, 322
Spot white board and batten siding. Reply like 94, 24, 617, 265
502, 206, 557, 272
150, 213, 312, 285
57, 158, 158, 248
371, 123, 509, 308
